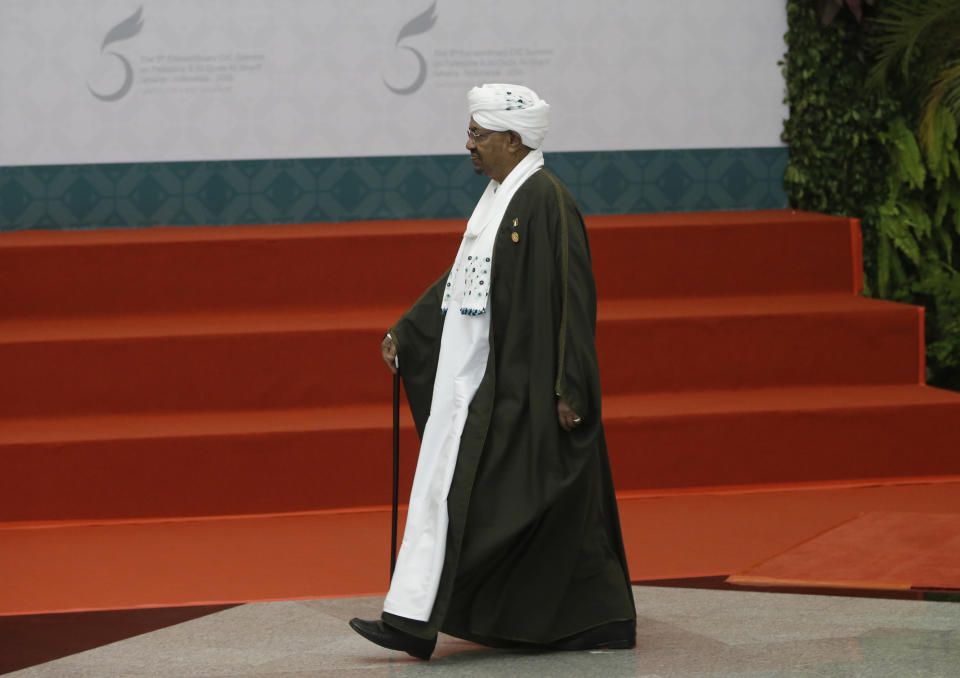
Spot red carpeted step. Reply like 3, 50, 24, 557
2, 385, 958, 521
588, 210, 861, 299
0, 221, 460, 318
0, 405, 421, 521
596, 294, 923, 393
0, 210, 857, 319
604, 385, 960, 490
0, 309, 399, 417
0, 294, 921, 417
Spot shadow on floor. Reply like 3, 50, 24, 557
0, 604, 237, 674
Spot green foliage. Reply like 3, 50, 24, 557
781, 0, 896, 292
783, 0, 960, 391
869, 0, 960, 152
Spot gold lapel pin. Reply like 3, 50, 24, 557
511, 218, 519, 243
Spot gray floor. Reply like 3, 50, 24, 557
7, 587, 960, 678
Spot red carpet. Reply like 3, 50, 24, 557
2, 480, 958, 616
2, 209, 959, 613
729, 510, 960, 591
0, 210, 861, 317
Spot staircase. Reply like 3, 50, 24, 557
2, 210, 960, 523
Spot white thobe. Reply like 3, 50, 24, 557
381, 150, 544, 622
381, 308, 490, 621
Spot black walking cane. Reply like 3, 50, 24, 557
391, 369, 400, 580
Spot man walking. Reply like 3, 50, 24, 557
350, 83, 636, 660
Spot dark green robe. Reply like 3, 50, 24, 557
384, 168, 636, 645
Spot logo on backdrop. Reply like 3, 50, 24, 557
88, 6, 144, 102
383, 1, 437, 95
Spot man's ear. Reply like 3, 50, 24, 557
508, 130, 524, 151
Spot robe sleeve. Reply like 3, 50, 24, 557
388, 269, 450, 438
545, 174, 600, 422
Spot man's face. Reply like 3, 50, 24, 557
466, 117, 513, 182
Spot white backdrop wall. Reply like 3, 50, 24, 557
0, 1, 787, 167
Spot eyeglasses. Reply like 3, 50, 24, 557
467, 128, 498, 143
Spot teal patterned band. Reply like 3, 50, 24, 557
0, 148, 787, 231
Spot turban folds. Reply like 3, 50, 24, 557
468, 83, 550, 150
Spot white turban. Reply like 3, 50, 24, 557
468, 83, 550, 150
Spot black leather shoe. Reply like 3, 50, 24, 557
548, 619, 637, 651
348, 618, 436, 660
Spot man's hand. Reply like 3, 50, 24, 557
381, 334, 398, 374
557, 396, 582, 431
